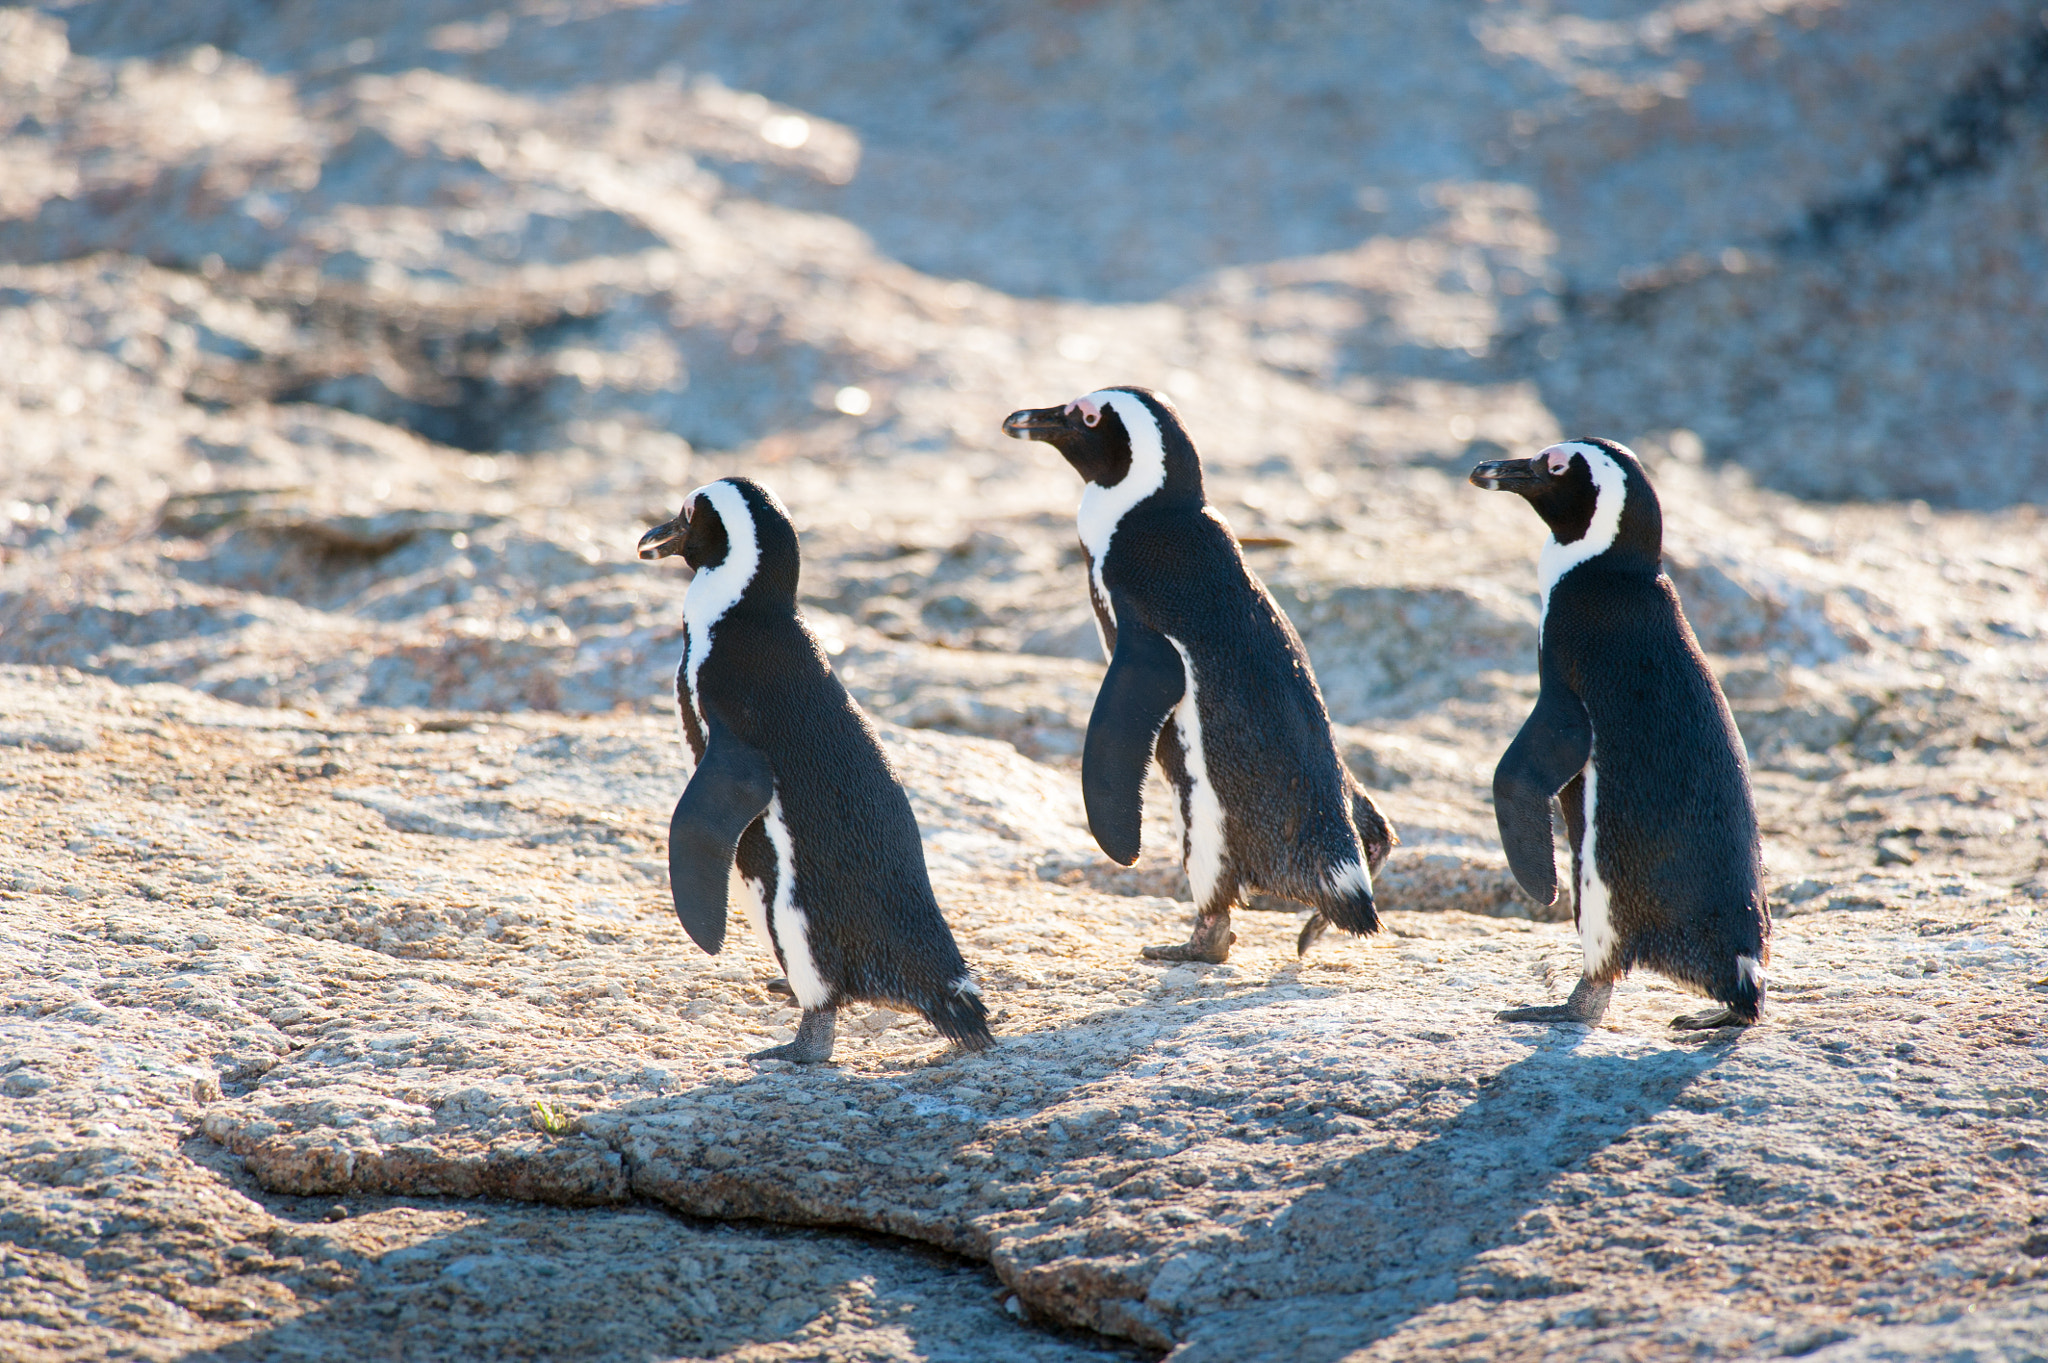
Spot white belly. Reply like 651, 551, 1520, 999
1163, 638, 1226, 909
1577, 758, 1618, 977
736, 872, 773, 959
760, 794, 830, 1009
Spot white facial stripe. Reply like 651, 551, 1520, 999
1737, 954, 1766, 991
1536, 441, 1629, 626
1075, 390, 1168, 607
681, 480, 760, 713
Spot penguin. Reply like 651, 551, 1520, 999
636, 476, 992, 1063
1470, 439, 1770, 1029
1002, 386, 1396, 962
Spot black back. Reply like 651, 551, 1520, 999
1011, 388, 1376, 917
1106, 484, 1370, 908
1550, 566, 1767, 982
674, 479, 980, 1025
1479, 440, 1768, 1008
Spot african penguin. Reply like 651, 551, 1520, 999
1003, 386, 1396, 963
1471, 438, 1769, 1029
637, 476, 992, 1063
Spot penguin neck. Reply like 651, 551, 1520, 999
682, 488, 765, 705
1076, 404, 1203, 580
1536, 459, 1661, 620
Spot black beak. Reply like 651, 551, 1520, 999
1003, 405, 1072, 442
637, 511, 687, 560
1470, 457, 1542, 492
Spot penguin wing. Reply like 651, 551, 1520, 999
1082, 599, 1187, 866
667, 716, 776, 954
1492, 672, 1591, 906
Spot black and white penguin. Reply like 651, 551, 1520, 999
1003, 386, 1396, 962
1470, 439, 1769, 1029
636, 477, 992, 1062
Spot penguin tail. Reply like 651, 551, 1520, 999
1720, 953, 1767, 1023
1316, 861, 1380, 937
921, 976, 994, 1052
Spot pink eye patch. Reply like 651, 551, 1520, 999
1065, 395, 1103, 427
1544, 446, 1576, 475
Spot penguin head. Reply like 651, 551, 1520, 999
1001, 386, 1204, 504
637, 476, 800, 606
1469, 438, 1662, 567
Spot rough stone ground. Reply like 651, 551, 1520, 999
4, 669, 2046, 1362
4, 1, 2048, 1359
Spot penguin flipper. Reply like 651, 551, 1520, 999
1492, 673, 1591, 906
668, 717, 775, 955
1082, 604, 1186, 867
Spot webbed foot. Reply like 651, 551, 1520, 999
1141, 912, 1235, 964
763, 976, 794, 999
749, 1007, 836, 1063
1671, 1006, 1753, 1031
1498, 977, 1613, 1025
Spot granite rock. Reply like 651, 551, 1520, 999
4, 2, 2048, 1359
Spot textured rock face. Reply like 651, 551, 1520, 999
4, 2, 2048, 1359
3, 669, 2046, 1363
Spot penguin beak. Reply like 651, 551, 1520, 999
637, 510, 688, 560
1470, 457, 1542, 492
1002, 405, 1074, 443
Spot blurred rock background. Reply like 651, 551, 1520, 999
4, 0, 2046, 889
3, 1, 2046, 755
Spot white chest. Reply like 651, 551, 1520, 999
1576, 753, 1618, 976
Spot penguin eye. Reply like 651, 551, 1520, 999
1083, 410, 1100, 427
1067, 396, 1103, 428
1546, 451, 1574, 476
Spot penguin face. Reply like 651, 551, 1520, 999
1002, 390, 1141, 488
1471, 438, 1662, 569
1469, 442, 1598, 540
637, 492, 730, 572
638, 477, 801, 603
1008, 383, 1205, 487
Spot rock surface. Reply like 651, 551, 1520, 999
3, 2, 2048, 1360
4, 669, 2046, 1362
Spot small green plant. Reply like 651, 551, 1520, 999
530, 1100, 572, 1136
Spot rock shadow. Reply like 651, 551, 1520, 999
161, 1190, 1115, 1363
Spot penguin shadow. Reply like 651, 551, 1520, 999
667, 960, 1358, 1091
1184, 1024, 1745, 1363
981, 964, 1364, 1082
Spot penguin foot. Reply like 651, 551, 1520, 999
763, 976, 794, 999
1141, 914, 1235, 964
1670, 1006, 1754, 1030
1296, 912, 1331, 956
749, 1007, 837, 1064
1497, 977, 1613, 1026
